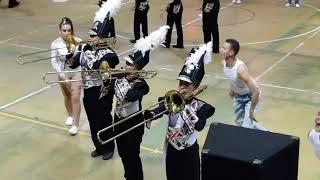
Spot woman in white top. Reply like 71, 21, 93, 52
51, 17, 82, 135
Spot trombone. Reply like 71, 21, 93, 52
43, 61, 158, 84
16, 35, 116, 65
97, 85, 208, 145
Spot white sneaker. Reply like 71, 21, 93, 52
69, 126, 79, 135
295, 4, 300, 8
285, 3, 291, 7
232, 0, 236, 3
236, 0, 241, 4
65, 117, 73, 126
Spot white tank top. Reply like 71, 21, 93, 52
223, 59, 251, 95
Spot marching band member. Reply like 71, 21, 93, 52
68, 0, 121, 160
109, 26, 168, 180
130, 0, 149, 43
163, 0, 184, 48
50, 17, 82, 135
98, 0, 116, 38
144, 42, 215, 180
202, 0, 220, 53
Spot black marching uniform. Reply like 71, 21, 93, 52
70, 45, 119, 159
202, 0, 220, 53
97, 0, 116, 38
69, 10, 120, 159
163, 0, 184, 48
145, 97, 214, 180
132, 0, 149, 42
111, 50, 150, 180
144, 44, 215, 180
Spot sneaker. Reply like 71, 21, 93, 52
285, 3, 291, 7
236, 0, 241, 4
295, 4, 300, 8
65, 117, 73, 126
232, 0, 236, 3
91, 150, 101, 157
69, 126, 79, 135
102, 151, 114, 160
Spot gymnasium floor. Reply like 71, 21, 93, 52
0, 0, 319, 179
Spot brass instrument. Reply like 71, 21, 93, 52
16, 35, 116, 65
97, 85, 208, 145
43, 61, 157, 84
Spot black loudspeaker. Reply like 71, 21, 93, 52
201, 123, 300, 180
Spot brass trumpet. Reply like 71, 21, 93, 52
16, 35, 116, 65
97, 85, 208, 145
43, 61, 157, 84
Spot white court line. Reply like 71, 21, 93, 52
158, 69, 320, 95
0, 84, 57, 110
159, 67, 173, 71
255, 25, 320, 82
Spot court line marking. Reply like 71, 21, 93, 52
255, 26, 320, 81
183, 2, 320, 47
157, 68, 320, 95
0, 84, 58, 110
0, 111, 163, 154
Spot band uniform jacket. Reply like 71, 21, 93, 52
151, 97, 215, 150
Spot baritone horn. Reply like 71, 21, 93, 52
43, 61, 157, 84
97, 85, 208, 145
16, 35, 116, 65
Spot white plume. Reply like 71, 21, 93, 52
185, 41, 213, 67
94, 0, 122, 23
134, 25, 170, 57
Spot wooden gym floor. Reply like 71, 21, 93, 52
0, 0, 319, 179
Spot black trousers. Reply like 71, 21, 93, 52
134, 13, 148, 40
109, 18, 116, 38
164, 14, 183, 47
9, 0, 18, 5
83, 86, 115, 154
166, 142, 200, 180
203, 13, 219, 51
115, 114, 144, 180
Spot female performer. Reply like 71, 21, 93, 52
51, 17, 82, 135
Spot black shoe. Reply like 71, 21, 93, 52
91, 150, 101, 157
102, 151, 114, 160
130, 39, 136, 43
172, 44, 184, 49
161, 43, 170, 48
8, 1, 20, 8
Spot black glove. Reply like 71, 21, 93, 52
83, 44, 93, 52
66, 53, 74, 59
144, 110, 155, 120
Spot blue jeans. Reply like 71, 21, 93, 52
288, 0, 300, 4
233, 93, 267, 131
